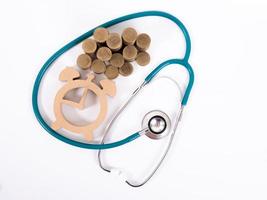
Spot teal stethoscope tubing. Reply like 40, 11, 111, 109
32, 10, 194, 150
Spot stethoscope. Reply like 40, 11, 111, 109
32, 11, 195, 187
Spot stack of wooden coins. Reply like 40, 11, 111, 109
76, 27, 151, 79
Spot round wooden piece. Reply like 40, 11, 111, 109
82, 39, 97, 54
77, 54, 91, 69
119, 62, 133, 76
91, 59, 106, 74
110, 53, 124, 68
105, 65, 119, 79
122, 45, 138, 61
136, 51, 150, 66
136, 33, 151, 51
93, 27, 109, 43
122, 27, 137, 45
96, 47, 112, 61
106, 33, 122, 51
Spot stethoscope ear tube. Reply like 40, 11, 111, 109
145, 59, 194, 105
98, 80, 185, 187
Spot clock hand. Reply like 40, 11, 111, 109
62, 88, 88, 110
61, 74, 95, 109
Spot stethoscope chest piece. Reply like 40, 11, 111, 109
142, 110, 171, 140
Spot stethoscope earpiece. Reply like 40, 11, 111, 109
142, 110, 171, 140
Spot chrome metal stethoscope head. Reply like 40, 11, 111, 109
142, 110, 171, 140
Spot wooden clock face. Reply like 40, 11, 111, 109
62, 88, 101, 126
51, 67, 116, 141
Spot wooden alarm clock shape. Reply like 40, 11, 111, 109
51, 67, 116, 141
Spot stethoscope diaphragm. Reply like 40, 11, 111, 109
142, 110, 171, 140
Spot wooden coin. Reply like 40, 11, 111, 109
77, 54, 91, 69
122, 45, 138, 61
122, 27, 137, 45
105, 65, 119, 79
82, 39, 97, 54
136, 51, 150, 66
136, 33, 151, 51
106, 33, 122, 51
119, 62, 133, 76
91, 59, 106, 74
96, 47, 112, 61
110, 53, 124, 68
93, 27, 109, 43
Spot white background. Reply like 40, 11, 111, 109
0, 0, 267, 199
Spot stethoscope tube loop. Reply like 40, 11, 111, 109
32, 10, 194, 150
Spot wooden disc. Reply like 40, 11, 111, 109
136, 51, 150, 66
82, 39, 97, 54
77, 54, 91, 69
91, 59, 106, 74
122, 45, 138, 61
122, 27, 137, 45
93, 27, 109, 43
110, 53, 124, 68
105, 65, 119, 79
96, 47, 112, 61
119, 62, 133, 76
106, 33, 122, 51
136, 33, 151, 51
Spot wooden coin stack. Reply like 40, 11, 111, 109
76, 27, 151, 79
